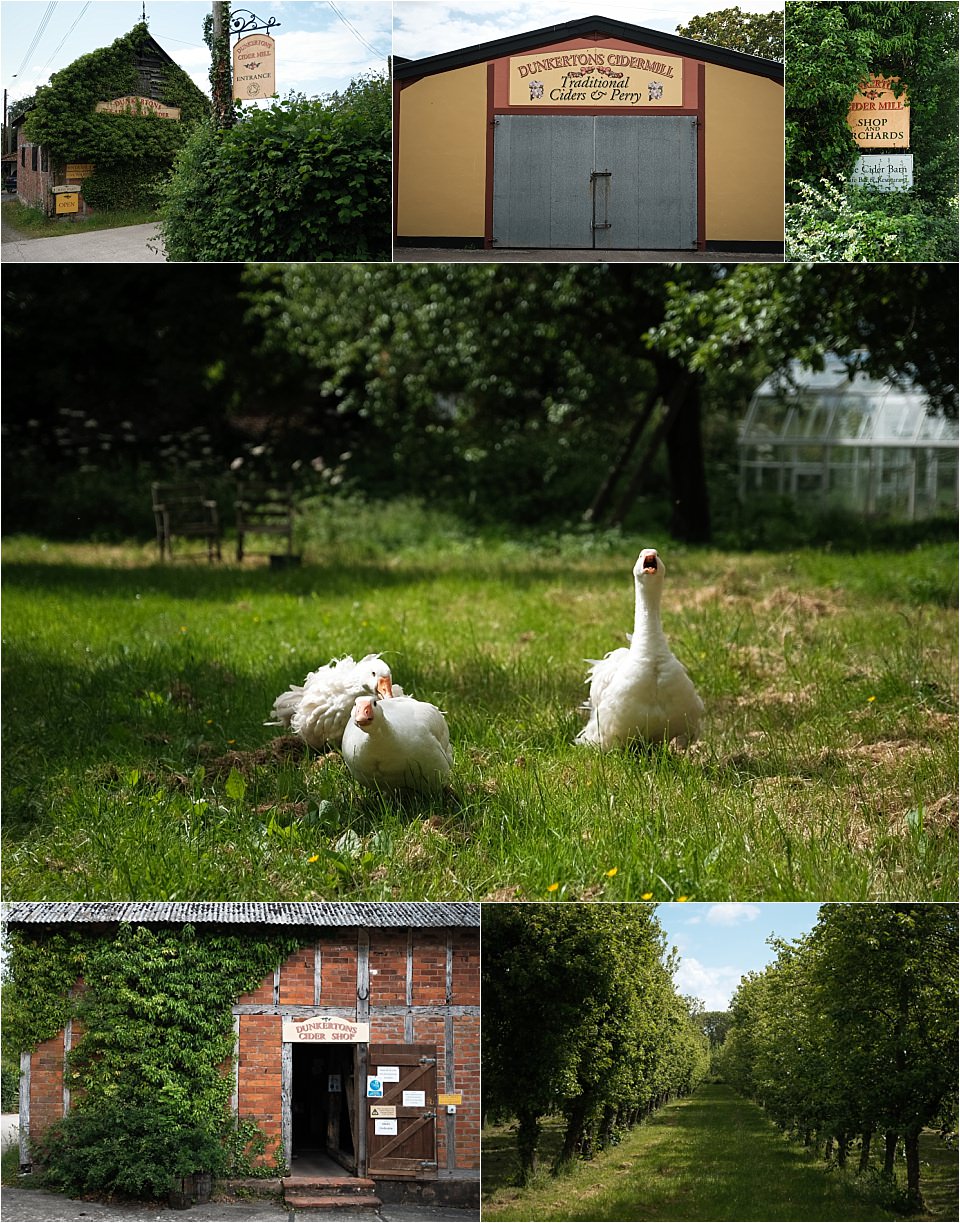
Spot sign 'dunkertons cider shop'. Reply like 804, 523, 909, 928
233, 33, 276, 99
509, 46, 683, 107
281, 1015, 369, 1043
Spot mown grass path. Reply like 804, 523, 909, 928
482, 1084, 959, 1221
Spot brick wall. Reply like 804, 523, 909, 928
236, 1013, 283, 1162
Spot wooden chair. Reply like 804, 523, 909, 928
151, 481, 222, 562
234, 483, 295, 562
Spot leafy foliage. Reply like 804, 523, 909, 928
785, 176, 960, 261
717, 904, 959, 1211
5, 924, 300, 1196
483, 905, 709, 1181
785, 2, 959, 202
676, 7, 784, 60
23, 23, 209, 167
158, 76, 390, 261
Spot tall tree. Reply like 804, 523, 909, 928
677, 7, 784, 60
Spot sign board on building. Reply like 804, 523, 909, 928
66, 163, 95, 179
402, 1089, 426, 1108
849, 153, 914, 192
846, 76, 909, 147
367, 1076, 384, 1098
233, 34, 277, 99
509, 47, 683, 107
282, 1015, 369, 1043
374, 1118, 398, 1136
95, 96, 181, 120
376, 1066, 401, 1082
369, 1105, 396, 1118
437, 1093, 462, 1106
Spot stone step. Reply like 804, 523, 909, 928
284, 1192, 382, 1210
283, 1175, 377, 1191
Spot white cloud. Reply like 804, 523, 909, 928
673, 956, 742, 1011
704, 903, 761, 926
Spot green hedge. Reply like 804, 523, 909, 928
158, 76, 390, 262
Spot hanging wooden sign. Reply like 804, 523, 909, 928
282, 1015, 369, 1042
233, 34, 277, 99
847, 76, 910, 147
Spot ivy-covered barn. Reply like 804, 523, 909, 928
3, 902, 480, 1211
14, 22, 209, 217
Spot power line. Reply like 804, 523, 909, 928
12, 1, 58, 78
39, 2, 91, 74
326, 1, 387, 59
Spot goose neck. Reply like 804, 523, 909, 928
631, 579, 666, 650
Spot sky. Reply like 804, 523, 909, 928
656, 902, 821, 1012
392, 1, 785, 61
1, 0, 393, 110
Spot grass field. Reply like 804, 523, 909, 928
1, 199, 158, 238
2, 528, 956, 901
482, 1084, 960, 1222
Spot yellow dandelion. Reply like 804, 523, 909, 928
307, 854, 320, 864
179, 626, 188, 634
605, 867, 618, 878
641, 892, 654, 900
206, 719, 213, 725
547, 882, 560, 893
867, 695, 876, 703
677, 895, 690, 902
227, 739, 236, 745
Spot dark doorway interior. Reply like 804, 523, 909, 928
291, 1043, 356, 1171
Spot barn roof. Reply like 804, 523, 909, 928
3, 901, 480, 928
393, 14, 784, 84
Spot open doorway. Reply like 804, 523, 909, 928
290, 1043, 358, 1175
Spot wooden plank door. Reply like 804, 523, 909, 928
365, 1044, 438, 1178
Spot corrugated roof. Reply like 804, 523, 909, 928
2, 902, 480, 928
394, 15, 784, 83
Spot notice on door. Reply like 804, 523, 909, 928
374, 1119, 398, 1135
509, 46, 683, 107
402, 1090, 426, 1107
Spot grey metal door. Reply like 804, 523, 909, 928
492, 114, 697, 250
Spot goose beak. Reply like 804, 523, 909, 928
376, 675, 394, 699
354, 697, 376, 727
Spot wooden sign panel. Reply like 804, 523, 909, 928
509, 46, 683, 107
847, 76, 909, 147
95, 96, 181, 120
234, 34, 276, 99
282, 1015, 369, 1042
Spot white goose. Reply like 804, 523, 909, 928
575, 548, 704, 750
266, 654, 400, 750
341, 694, 453, 793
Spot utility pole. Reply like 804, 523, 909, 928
210, 2, 235, 128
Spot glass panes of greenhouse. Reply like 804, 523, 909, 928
739, 358, 959, 519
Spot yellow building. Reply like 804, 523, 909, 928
394, 15, 784, 253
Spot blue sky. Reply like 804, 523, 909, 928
656, 902, 821, 1012
392, 1, 784, 61
1, 0, 392, 109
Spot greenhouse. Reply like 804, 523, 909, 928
738, 358, 959, 520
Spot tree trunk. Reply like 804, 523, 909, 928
883, 1131, 898, 1178
665, 380, 711, 543
555, 1097, 590, 1171
836, 1132, 848, 1168
609, 373, 690, 527
904, 1130, 924, 1210
598, 1104, 617, 1150
582, 395, 659, 524
859, 1129, 872, 1174
515, 1107, 540, 1184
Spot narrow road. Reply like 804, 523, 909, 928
1, 203, 166, 263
